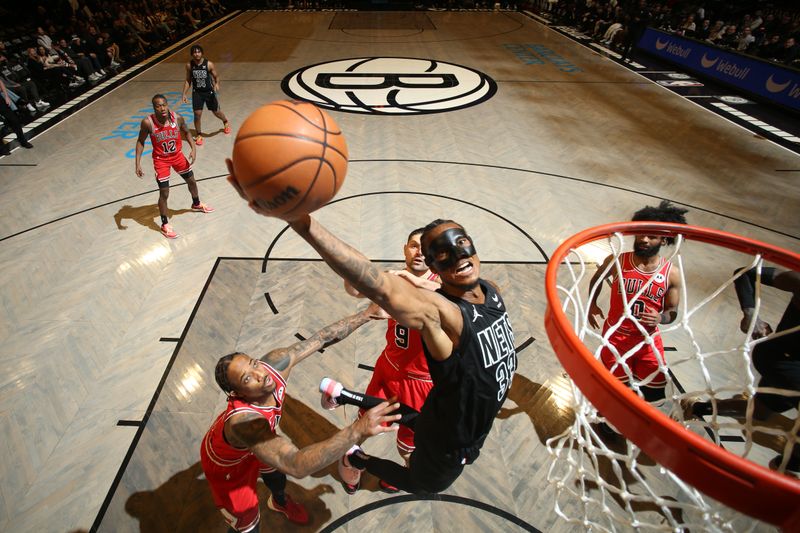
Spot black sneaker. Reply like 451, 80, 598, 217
20, 140, 33, 149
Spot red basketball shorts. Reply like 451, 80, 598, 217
153, 153, 191, 184
364, 352, 433, 454
200, 450, 276, 532
600, 328, 667, 387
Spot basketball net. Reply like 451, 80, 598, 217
544, 223, 800, 532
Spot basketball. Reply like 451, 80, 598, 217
231, 100, 348, 220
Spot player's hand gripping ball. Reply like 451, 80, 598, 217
230, 100, 348, 220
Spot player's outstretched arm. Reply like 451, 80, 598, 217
660, 266, 682, 324
587, 254, 614, 328
181, 63, 191, 102
228, 401, 400, 478
134, 119, 150, 178
734, 267, 798, 337
178, 115, 196, 163
208, 60, 220, 91
287, 215, 444, 330
225, 161, 453, 352
260, 303, 383, 379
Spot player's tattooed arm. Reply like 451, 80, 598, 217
226, 411, 274, 449
587, 255, 615, 328
260, 303, 383, 376
242, 401, 400, 478
289, 216, 455, 341
289, 215, 387, 301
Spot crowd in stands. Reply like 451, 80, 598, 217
534, 0, 800, 68
1, 0, 227, 146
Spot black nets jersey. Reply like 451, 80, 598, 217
419, 279, 517, 451
190, 59, 212, 92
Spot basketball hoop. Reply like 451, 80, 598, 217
544, 222, 800, 531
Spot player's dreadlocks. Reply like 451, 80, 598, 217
214, 352, 244, 395
631, 200, 688, 245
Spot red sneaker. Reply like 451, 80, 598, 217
195, 135, 204, 146
379, 479, 400, 493
161, 223, 178, 239
267, 494, 309, 525
191, 202, 215, 213
223, 123, 232, 135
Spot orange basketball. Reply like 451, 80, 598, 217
232, 100, 348, 220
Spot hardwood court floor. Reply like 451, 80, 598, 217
0, 10, 797, 532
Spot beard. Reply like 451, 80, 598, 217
634, 243, 661, 258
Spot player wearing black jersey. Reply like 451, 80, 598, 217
227, 170, 518, 494
181, 44, 230, 146
686, 266, 799, 474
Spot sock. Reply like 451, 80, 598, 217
161, 215, 168, 225
192, 196, 200, 206
347, 450, 367, 469
338, 387, 419, 428
641, 386, 666, 403
261, 471, 287, 506
691, 402, 713, 417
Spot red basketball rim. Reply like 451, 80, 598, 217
544, 221, 800, 530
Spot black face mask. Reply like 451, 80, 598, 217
424, 228, 477, 270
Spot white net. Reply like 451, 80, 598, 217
545, 230, 800, 532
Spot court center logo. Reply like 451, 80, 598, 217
281, 57, 497, 115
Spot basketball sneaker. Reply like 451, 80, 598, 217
338, 445, 364, 494
223, 123, 232, 135
769, 454, 800, 477
195, 135, 204, 146
319, 377, 343, 410
267, 494, 309, 525
191, 202, 215, 213
379, 479, 400, 494
161, 223, 178, 239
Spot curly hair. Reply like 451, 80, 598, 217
631, 200, 688, 245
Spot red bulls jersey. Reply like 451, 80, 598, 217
605, 252, 672, 335
383, 271, 439, 378
148, 111, 183, 160
201, 362, 286, 468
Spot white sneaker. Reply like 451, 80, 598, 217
36, 100, 50, 108
88, 73, 99, 81
338, 445, 364, 494
26, 103, 36, 112
319, 377, 343, 410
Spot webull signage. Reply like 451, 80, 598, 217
639, 28, 800, 111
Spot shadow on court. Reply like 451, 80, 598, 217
124, 460, 335, 532
497, 372, 683, 524
120, 393, 395, 531
113, 204, 194, 234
